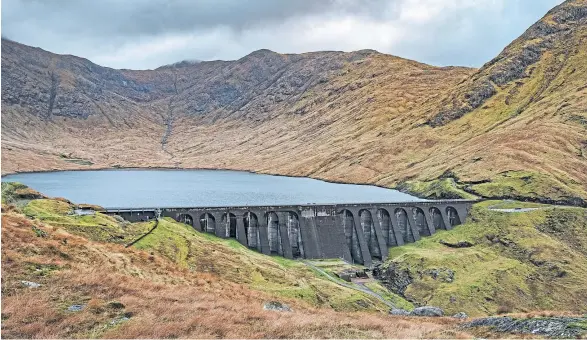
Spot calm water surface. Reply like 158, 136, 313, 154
2, 169, 423, 208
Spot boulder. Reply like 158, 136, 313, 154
410, 306, 444, 317
439, 239, 474, 248
389, 308, 410, 316
263, 301, 292, 312
21, 280, 41, 288
452, 312, 468, 319
67, 304, 85, 312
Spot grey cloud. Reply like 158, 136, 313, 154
1, 0, 565, 69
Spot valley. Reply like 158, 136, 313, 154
2, 0, 587, 338
2, 0, 587, 206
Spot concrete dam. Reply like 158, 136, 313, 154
105, 200, 475, 266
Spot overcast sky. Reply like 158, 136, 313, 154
2, 0, 564, 70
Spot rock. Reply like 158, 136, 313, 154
107, 301, 125, 309
372, 263, 412, 297
21, 280, 41, 288
424, 268, 455, 283
263, 301, 292, 312
452, 312, 468, 319
110, 316, 130, 325
462, 316, 587, 338
410, 306, 444, 317
389, 308, 411, 316
67, 304, 85, 312
439, 239, 474, 248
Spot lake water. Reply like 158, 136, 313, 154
2, 169, 423, 208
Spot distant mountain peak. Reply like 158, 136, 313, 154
157, 59, 202, 70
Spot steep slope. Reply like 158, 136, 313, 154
2, 0, 586, 205
1, 186, 467, 338
376, 202, 587, 316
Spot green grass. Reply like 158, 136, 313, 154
22, 199, 151, 244
1, 181, 45, 206
381, 202, 587, 316
363, 281, 414, 310
467, 171, 586, 205
481, 200, 548, 209
133, 218, 390, 312
396, 178, 477, 200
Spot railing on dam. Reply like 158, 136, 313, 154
104, 200, 477, 267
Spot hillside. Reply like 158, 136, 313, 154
2, 0, 587, 206
376, 202, 587, 317
1, 185, 470, 339
2, 184, 587, 338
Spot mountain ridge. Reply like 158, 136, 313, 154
2, 0, 586, 206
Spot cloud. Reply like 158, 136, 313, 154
1, 0, 564, 69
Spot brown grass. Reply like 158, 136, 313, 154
1, 212, 467, 338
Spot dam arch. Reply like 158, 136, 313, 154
222, 213, 237, 238
360, 209, 381, 260
412, 207, 431, 237
200, 213, 216, 233
267, 212, 281, 254
377, 208, 397, 246
286, 211, 303, 258
446, 206, 462, 227
177, 213, 194, 227
395, 208, 414, 243
429, 207, 446, 230
244, 212, 260, 249
340, 209, 364, 264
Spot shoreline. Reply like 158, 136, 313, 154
1, 165, 410, 192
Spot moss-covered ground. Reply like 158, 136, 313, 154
381, 201, 587, 316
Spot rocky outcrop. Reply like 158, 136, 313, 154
462, 316, 587, 338
372, 263, 412, 297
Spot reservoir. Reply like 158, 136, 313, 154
2, 169, 423, 208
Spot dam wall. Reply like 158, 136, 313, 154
104, 200, 475, 266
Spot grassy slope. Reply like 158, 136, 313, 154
1, 188, 469, 338
380, 201, 587, 316
2, 212, 467, 339
13, 194, 395, 312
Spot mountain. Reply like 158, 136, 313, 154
2, 0, 586, 205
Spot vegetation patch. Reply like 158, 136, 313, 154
22, 198, 151, 244
1, 181, 46, 206
59, 153, 94, 166
466, 171, 586, 207
133, 218, 390, 312
377, 202, 587, 316
396, 178, 477, 200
